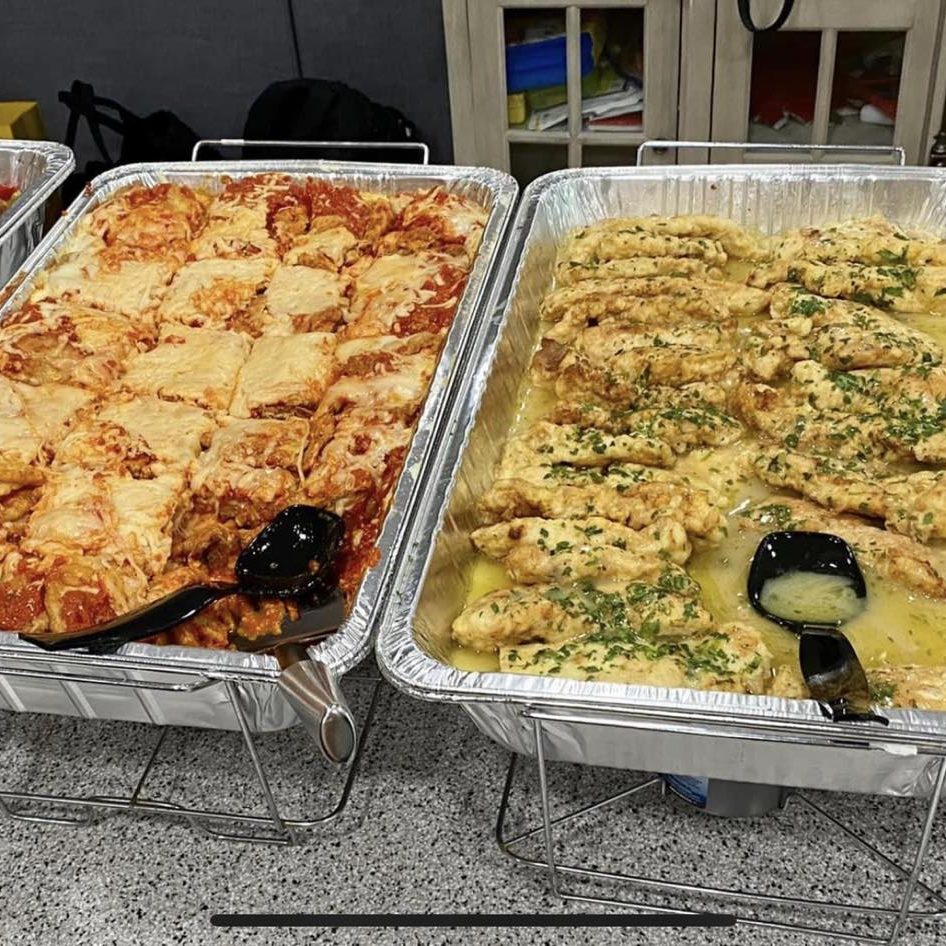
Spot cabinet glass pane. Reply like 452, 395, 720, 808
582, 144, 639, 167
579, 8, 644, 137
510, 143, 567, 187
826, 32, 905, 149
504, 9, 567, 133
748, 31, 820, 146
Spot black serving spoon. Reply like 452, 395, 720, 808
20, 505, 358, 763
747, 531, 888, 725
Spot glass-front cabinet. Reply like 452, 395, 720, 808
443, 0, 946, 180
712, 0, 942, 163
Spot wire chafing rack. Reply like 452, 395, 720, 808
495, 706, 946, 945
0, 653, 381, 846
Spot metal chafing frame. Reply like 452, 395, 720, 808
0, 667, 382, 845
0, 669, 384, 844
0, 140, 516, 842
496, 709, 946, 945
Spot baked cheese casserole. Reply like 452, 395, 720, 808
0, 175, 487, 648
452, 213, 946, 712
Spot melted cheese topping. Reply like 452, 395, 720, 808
158, 257, 273, 328
264, 265, 349, 320
122, 325, 250, 411
284, 225, 358, 268
0, 174, 485, 644
229, 333, 337, 417
32, 257, 175, 316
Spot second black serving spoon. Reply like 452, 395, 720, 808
19, 505, 359, 763
747, 530, 888, 725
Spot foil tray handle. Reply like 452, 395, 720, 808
191, 138, 430, 165
636, 139, 906, 166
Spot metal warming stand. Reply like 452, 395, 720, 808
0, 139, 515, 844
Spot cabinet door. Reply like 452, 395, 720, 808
462, 0, 680, 182
712, 0, 942, 164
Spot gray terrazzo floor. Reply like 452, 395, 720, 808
1, 661, 944, 946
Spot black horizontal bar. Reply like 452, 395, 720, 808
211, 913, 736, 928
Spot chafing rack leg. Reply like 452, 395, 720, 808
495, 716, 946, 945
0, 675, 381, 845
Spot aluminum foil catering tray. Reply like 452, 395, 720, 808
0, 159, 517, 732
0, 140, 74, 288
378, 164, 946, 797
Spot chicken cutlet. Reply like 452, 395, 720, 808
539, 277, 769, 322
731, 379, 946, 464
561, 214, 764, 260
472, 517, 693, 584
748, 259, 946, 313
471, 516, 692, 566
479, 478, 725, 541
544, 303, 737, 347
499, 621, 771, 694
771, 215, 946, 268
551, 373, 730, 411
771, 661, 946, 712
452, 576, 714, 650
746, 293, 940, 381
791, 361, 946, 414
501, 420, 677, 470
753, 447, 946, 542
560, 232, 728, 267
550, 401, 743, 452
554, 256, 718, 287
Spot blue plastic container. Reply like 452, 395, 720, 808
505, 33, 595, 93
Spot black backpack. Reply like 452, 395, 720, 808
58, 80, 215, 202
242, 79, 422, 163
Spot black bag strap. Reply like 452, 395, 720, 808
58, 80, 138, 167
737, 0, 795, 32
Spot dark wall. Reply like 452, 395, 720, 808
0, 0, 454, 164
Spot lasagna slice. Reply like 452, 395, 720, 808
191, 174, 292, 259
156, 257, 274, 331
229, 333, 336, 418
79, 183, 210, 261
344, 251, 468, 338
54, 396, 215, 476
31, 254, 176, 317
283, 225, 359, 271
0, 546, 148, 634
22, 468, 184, 578
379, 186, 487, 260
188, 417, 309, 528
0, 301, 153, 389
305, 409, 413, 597
0, 377, 94, 526
122, 325, 250, 412
305, 409, 412, 509
321, 335, 438, 418
254, 264, 350, 334
305, 181, 394, 243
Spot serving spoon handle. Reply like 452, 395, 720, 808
19, 583, 238, 654
799, 627, 888, 725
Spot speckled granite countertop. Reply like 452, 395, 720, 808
1, 661, 944, 946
